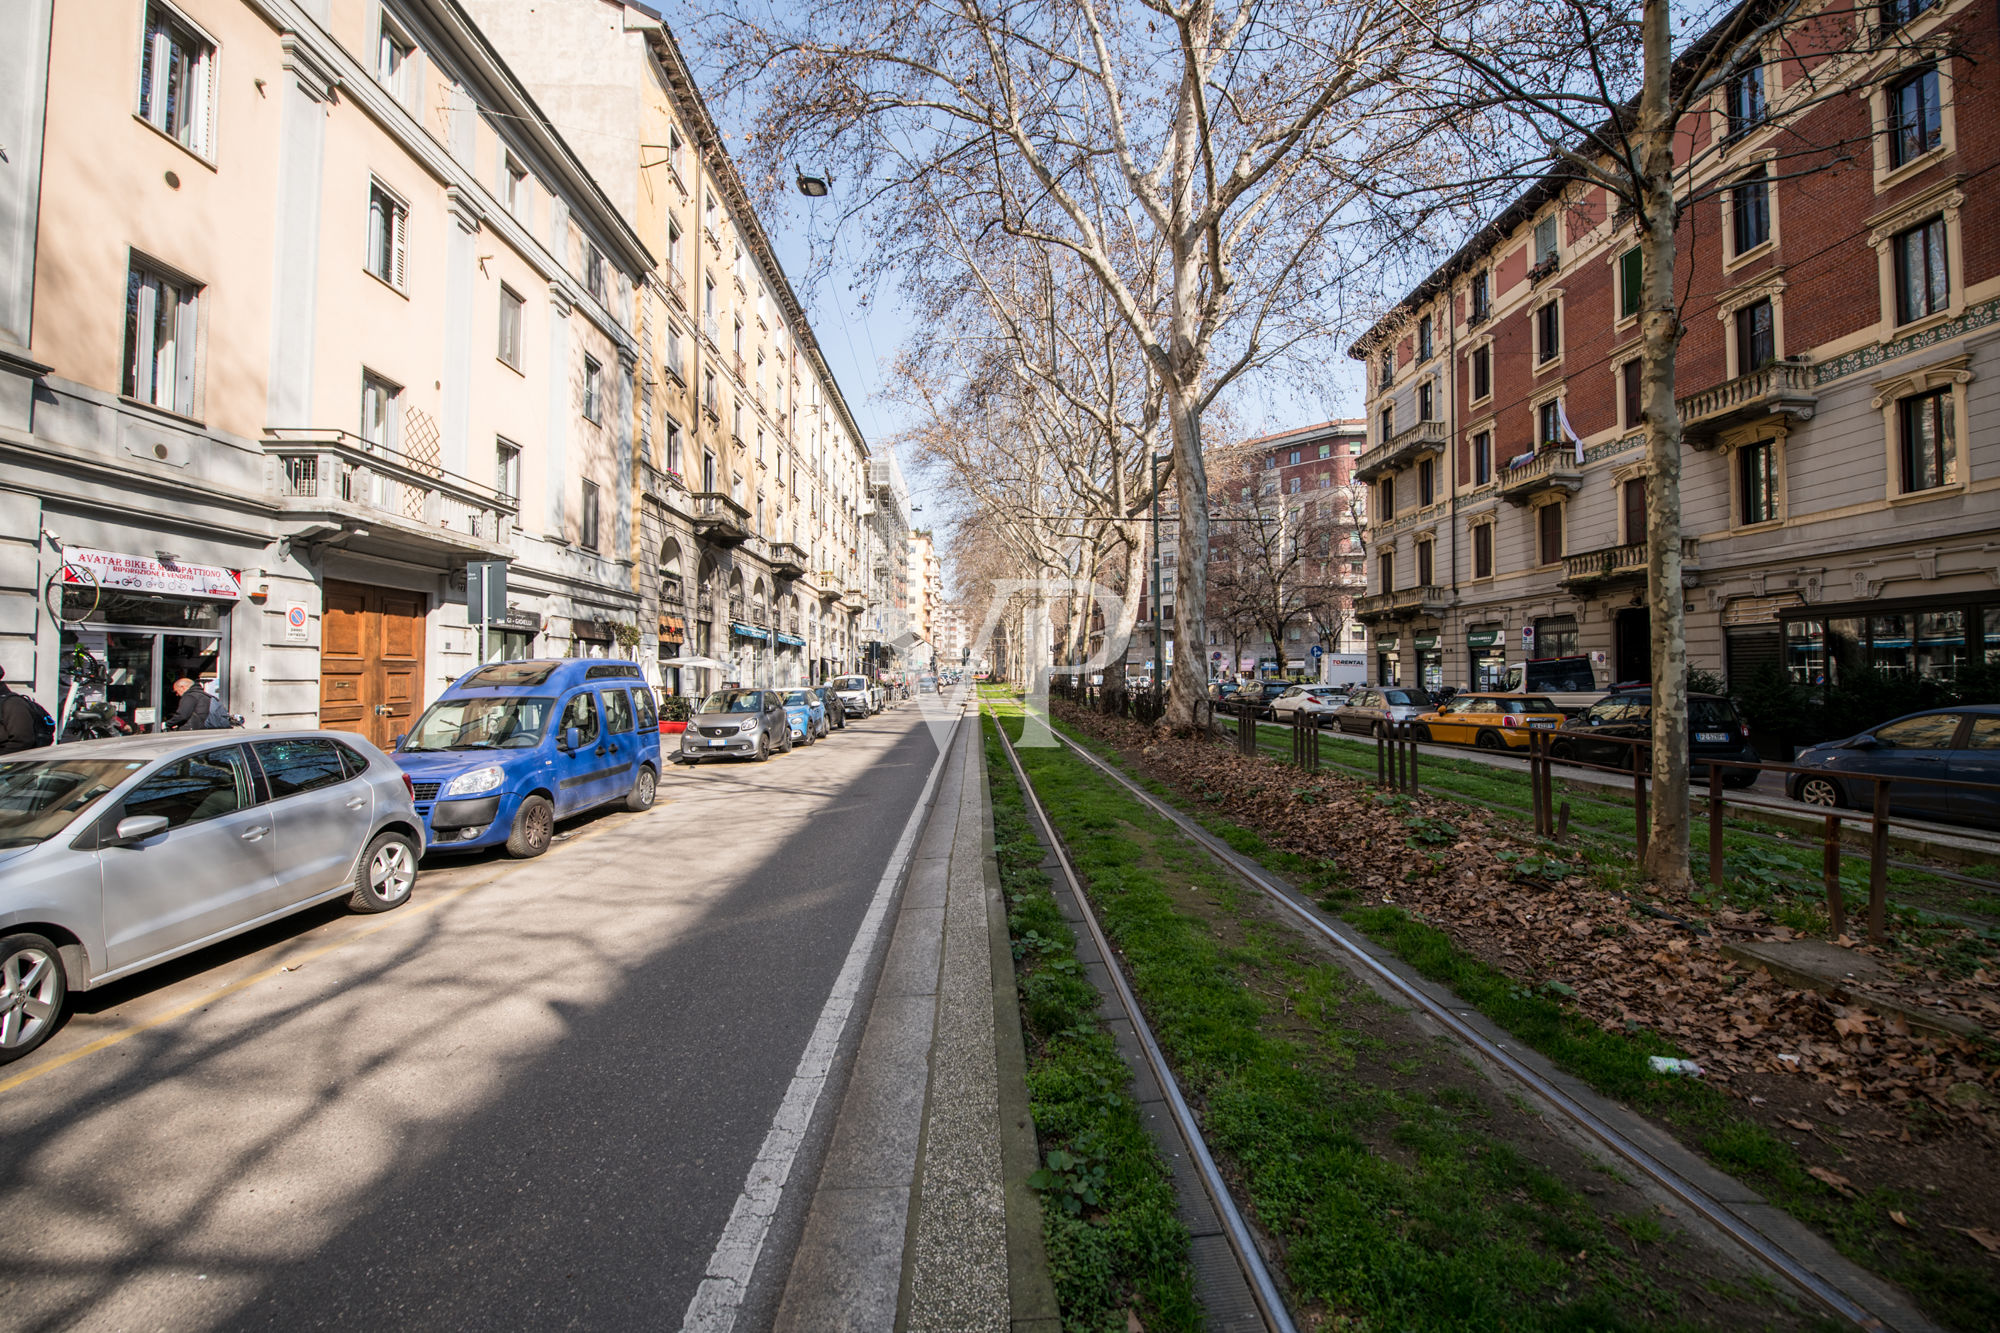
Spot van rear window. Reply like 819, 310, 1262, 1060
584, 663, 642, 680
461, 662, 558, 687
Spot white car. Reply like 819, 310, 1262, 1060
829, 674, 873, 718
1268, 685, 1348, 725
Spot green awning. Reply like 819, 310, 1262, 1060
1376, 635, 1400, 651
1467, 628, 1502, 648
1413, 634, 1439, 650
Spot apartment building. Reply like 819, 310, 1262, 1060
1350, 0, 2000, 696
463, 0, 876, 694
1, 0, 650, 749
907, 528, 941, 654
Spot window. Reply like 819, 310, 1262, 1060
1535, 301, 1559, 363
1470, 344, 1490, 401
1417, 381, 1434, 421
1881, 0, 1937, 27
602, 688, 634, 735
1537, 502, 1564, 565
666, 419, 684, 474
1621, 359, 1642, 427
1874, 713, 1959, 748
254, 738, 347, 799
584, 244, 607, 303
498, 284, 524, 369
360, 372, 400, 450
1471, 522, 1493, 578
1735, 298, 1775, 374
367, 182, 408, 289
1416, 457, 1435, 506
1726, 63, 1765, 139
1378, 476, 1395, 518
123, 746, 250, 828
1533, 215, 1558, 267
1378, 404, 1394, 443
1738, 439, 1778, 524
1379, 348, 1393, 388
1888, 67, 1942, 168
1898, 388, 1954, 492
1893, 217, 1948, 323
1623, 476, 1648, 543
1289, 449, 1301, 465
1418, 315, 1433, 361
1732, 170, 1770, 256
137, 4, 214, 156
1538, 399, 1561, 448
702, 369, 717, 416
121, 258, 200, 416
702, 449, 716, 492
1618, 247, 1642, 319
376, 13, 416, 102
1470, 271, 1490, 322
560, 691, 601, 745
503, 155, 528, 215
496, 439, 521, 501
582, 355, 603, 423
581, 479, 601, 550
1413, 539, 1433, 586
1472, 430, 1491, 485
666, 324, 685, 380
1378, 551, 1395, 592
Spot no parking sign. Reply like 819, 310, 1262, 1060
284, 602, 310, 643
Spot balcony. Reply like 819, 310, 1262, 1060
769, 540, 809, 579
265, 431, 514, 560
664, 266, 687, 310
1559, 537, 1701, 593
690, 490, 752, 545
1354, 584, 1452, 624
696, 589, 715, 619
641, 460, 693, 515
840, 582, 868, 611
1678, 359, 1817, 447
660, 575, 686, 609
1352, 419, 1447, 482
1498, 443, 1584, 505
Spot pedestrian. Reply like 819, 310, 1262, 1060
165, 677, 210, 731
0, 665, 57, 753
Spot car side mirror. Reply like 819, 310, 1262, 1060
564, 726, 582, 752
1849, 735, 1879, 749
393, 733, 406, 748
112, 814, 170, 845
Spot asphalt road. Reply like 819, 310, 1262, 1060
0, 705, 954, 1332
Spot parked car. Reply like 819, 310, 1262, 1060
830, 674, 873, 719
1413, 693, 1564, 750
814, 685, 847, 730
1268, 685, 1347, 725
1331, 686, 1435, 736
782, 689, 827, 745
1788, 705, 2000, 824
0, 731, 423, 1063
681, 689, 793, 764
1231, 681, 1293, 718
1207, 680, 1242, 707
395, 659, 660, 859
1550, 688, 1760, 784
1499, 655, 1606, 714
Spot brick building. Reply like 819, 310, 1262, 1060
1351, 0, 2000, 695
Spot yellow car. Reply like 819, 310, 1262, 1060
1412, 693, 1565, 750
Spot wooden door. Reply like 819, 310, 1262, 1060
320, 580, 429, 749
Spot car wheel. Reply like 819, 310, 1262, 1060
1475, 729, 1503, 750
0, 933, 67, 1065
756, 734, 771, 762
349, 830, 418, 912
1722, 770, 1758, 790
1796, 775, 1845, 808
507, 795, 555, 857
1549, 740, 1575, 761
1413, 724, 1432, 743
626, 765, 658, 812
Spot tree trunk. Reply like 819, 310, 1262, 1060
1099, 532, 1148, 712
1639, 0, 1691, 891
1164, 381, 1210, 731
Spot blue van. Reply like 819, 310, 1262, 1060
392, 659, 661, 858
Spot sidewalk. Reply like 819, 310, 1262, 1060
772, 716, 1059, 1332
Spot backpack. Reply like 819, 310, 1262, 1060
199, 692, 241, 730
1, 688, 55, 748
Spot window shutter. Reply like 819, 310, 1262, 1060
174, 284, 199, 415
392, 205, 407, 288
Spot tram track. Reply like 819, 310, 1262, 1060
1003, 708, 1912, 1331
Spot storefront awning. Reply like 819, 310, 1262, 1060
1376, 635, 1400, 651
1467, 628, 1502, 648
732, 622, 770, 641
775, 632, 805, 647
1413, 634, 1439, 650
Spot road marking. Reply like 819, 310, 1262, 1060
0, 812, 638, 1098
680, 717, 961, 1333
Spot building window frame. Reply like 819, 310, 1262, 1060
1872, 60, 1954, 190
375, 6, 420, 108
1417, 313, 1433, 362
1716, 275, 1787, 380
497, 283, 525, 371
1416, 378, 1435, 422
1725, 61, 1766, 141
1620, 358, 1643, 430
359, 370, 401, 453
135, 1, 218, 162
1469, 270, 1490, 324
1734, 297, 1776, 375
1469, 518, 1495, 580
1468, 340, 1492, 404
1726, 167, 1774, 264
1866, 181, 1965, 339
1470, 426, 1493, 486
1615, 247, 1642, 324
495, 437, 521, 503
580, 478, 601, 551
365, 178, 409, 293
1870, 355, 1970, 503
1533, 496, 1565, 568
1892, 215, 1949, 326
582, 354, 603, 424
1532, 294, 1562, 368
121, 252, 204, 420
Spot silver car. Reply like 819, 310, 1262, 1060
0, 731, 424, 1064
829, 674, 873, 719
1331, 686, 1436, 737
680, 689, 794, 763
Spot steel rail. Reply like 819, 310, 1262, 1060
1040, 721, 1886, 1330
991, 715, 1298, 1333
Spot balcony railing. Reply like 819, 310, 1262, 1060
1560, 537, 1701, 591
664, 266, 687, 310
1377, 498, 1448, 537
1498, 442, 1584, 505
690, 490, 752, 545
769, 540, 809, 578
265, 431, 514, 556
1678, 359, 1817, 446
1354, 419, 1447, 482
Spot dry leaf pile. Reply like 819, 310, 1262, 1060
1053, 705, 2000, 1133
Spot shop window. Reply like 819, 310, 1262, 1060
122, 257, 202, 417
1731, 170, 1770, 255
1618, 248, 1642, 320
1887, 66, 1942, 168
1471, 523, 1493, 578
1898, 388, 1954, 492
1472, 430, 1492, 485
581, 479, 600, 550
1987, 607, 2000, 665
1470, 344, 1491, 401
1738, 439, 1779, 524
1537, 501, 1564, 566
138, 3, 215, 158
1735, 298, 1775, 374
1784, 619, 1826, 684
1893, 217, 1948, 324
1622, 360, 1642, 427
1726, 63, 1766, 139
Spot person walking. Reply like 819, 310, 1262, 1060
165, 677, 210, 731
0, 665, 55, 754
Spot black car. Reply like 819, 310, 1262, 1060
1550, 688, 1760, 785
1230, 681, 1292, 718
814, 685, 847, 730
1788, 705, 2000, 825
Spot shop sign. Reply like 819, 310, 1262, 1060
501, 608, 543, 632
775, 632, 805, 647
1466, 628, 1501, 648
658, 614, 687, 642
284, 602, 310, 644
62, 546, 241, 600
1377, 635, 1400, 652
1413, 634, 1439, 650
572, 618, 615, 641
732, 621, 770, 641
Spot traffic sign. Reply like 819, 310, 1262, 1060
1211, 651, 1223, 661
1309, 645, 1324, 658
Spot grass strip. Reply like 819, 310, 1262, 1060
984, 714, 1200, 1333
1048, 703, 1999, 1331
987, 693, 1807, 1331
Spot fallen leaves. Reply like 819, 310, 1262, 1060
1807, 1166, 1856, 1196
1955, 1227, 2000, 1254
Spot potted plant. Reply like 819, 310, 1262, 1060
659, 694, 693, 734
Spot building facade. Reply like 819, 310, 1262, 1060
2, 0, 650, 750
1351, 0, 2000, 696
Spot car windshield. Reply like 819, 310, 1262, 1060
784, 690, 812, 706
1382, 689, 1431, 706
403, 696, 555, 751
703, 690, 765, 714
833, 677, 868, 691
1691, 699, 1740, 727
0, 757, 147, 849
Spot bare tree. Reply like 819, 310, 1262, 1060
1207, 447, 1356, 675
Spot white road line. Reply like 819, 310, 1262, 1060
679, 713, 962, 1333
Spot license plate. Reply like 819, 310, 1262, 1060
1530, 720, 1556, 729
708, 737, 729, 747
1696, 732, 1729, 743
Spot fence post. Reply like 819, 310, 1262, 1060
1376, 723, 1387, 786
1707, 763, 1725, 891
1869, 779, 1890, 944
1408, 722, 1420, 796
1632, 742, 1649, 864
1823, 812, 1845, 939
1528, 731, 1544, 834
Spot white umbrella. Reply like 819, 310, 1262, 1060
658, 655, 731, 670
